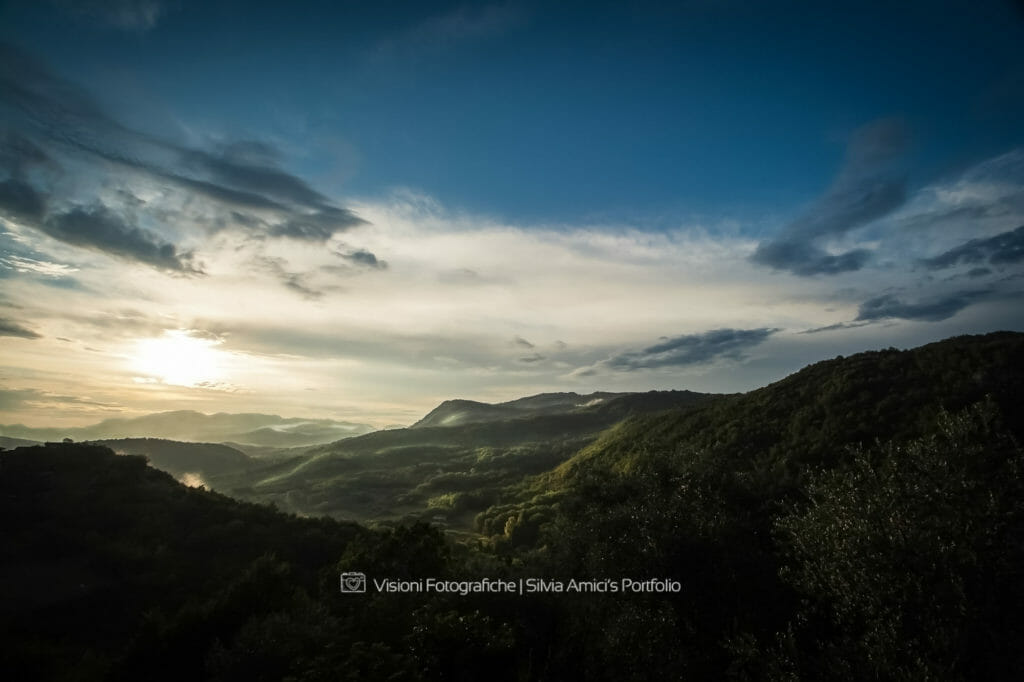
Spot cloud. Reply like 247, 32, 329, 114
751, 118, 909, 276
335, 248, 388, 270
577, 327, 779, 374
0, 179, 48, 222
513, 336, 535, 349
0, 386, 118, 410
0, 317, 41, 339
41, 205, 201, 273
50, 0, 169, 31
0, 42, 365, 250
799, 321, 873, 334
921, 224, 1024, 270
749, 242, 872, 276
855, 290, 993, 322
0, 255, 79, 277
375, 4, 526, 58
0, 131, 52, 176
896, 149, 1024, 235
252, 255, 338, 300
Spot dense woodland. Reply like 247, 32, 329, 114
2, 332, 1024, 680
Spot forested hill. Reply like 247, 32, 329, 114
89, 438, 254, 480
0, 443, 370, 680
555, 330, 1024, 481
475, 331, 1024, 679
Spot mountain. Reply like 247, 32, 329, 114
557, 330, 1024, 480
90, 438, 254, 482
220, 390, 712, 525
0, 410, 375, 449
479, 331, 1024, 537
0, 435, 39, 450
471, 331, 1024, 679
410, 390, 708, 429
411, 391, 627, 428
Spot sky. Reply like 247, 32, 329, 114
1, 0, 1023, 429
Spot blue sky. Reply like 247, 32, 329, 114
1, 0, 1023, 427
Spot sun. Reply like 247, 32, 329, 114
131, 330, 228, 388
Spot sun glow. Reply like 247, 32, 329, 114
131, 330, 228, 387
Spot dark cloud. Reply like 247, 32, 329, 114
167, 173, 287, 211
0, 42, 365, 247
750, 241, 871, 276
921, 225, 1024, 270
899, 192, 1024, 232
750, 118, 909, 276
50, 0, 169, 31
513, 336, 535, 349
0, 179, 47, 222
253, 255, 338, 300
41, 206, 201, 273
585, 327, 778, 373
376, 4, 526, 59
272, 207, 365, 241
183, 148, 328, 208
0, 386, 118, 411
323, 247, 389, 272
0, 130, 52, 176
799, 321, 872, 334
0, 317, 41, 339
341, 248, 388, 270
519, 353, 545, 363
855, 290, 992, 322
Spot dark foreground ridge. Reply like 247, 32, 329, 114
2, 332, 1024, 680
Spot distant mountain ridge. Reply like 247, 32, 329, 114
220, 389, 713, 523
411, 390, 703, 428
90, 438, 254, 481
0, 410, 375, 448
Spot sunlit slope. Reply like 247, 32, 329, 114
552, 331, 1024, 484
234, 390, 711, 523
411, 392, 628, 428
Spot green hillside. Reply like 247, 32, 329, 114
411, 392, 628, 428
89, 438, 255, 481
474, 331, 1024, 678
224, 390, 711, 526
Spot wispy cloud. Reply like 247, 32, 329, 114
0, 386, 119, 411
921, 224, 1024, 270
41, 205, 201, 273
0, 317, 41, 339
751, 118, 909, 276
49, 0, 169, 32
373, 3, 526, 59
855, 290, 994, 322
0, 43, 365, 277
574, 327, 779, 376
0, 255, 78, 278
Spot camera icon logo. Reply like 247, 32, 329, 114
340, 571, 367, 593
